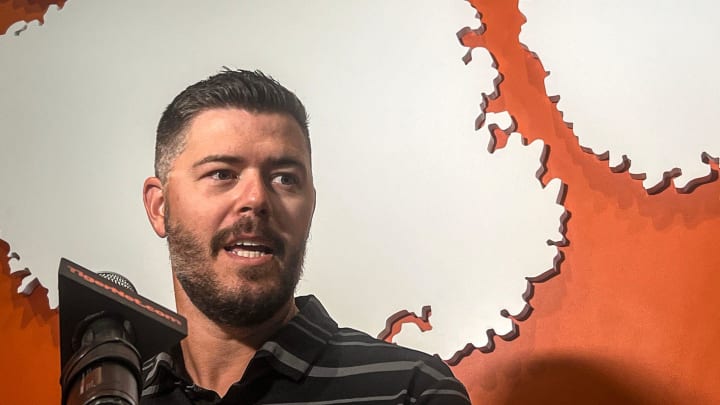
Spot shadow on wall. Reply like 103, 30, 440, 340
494, 356, 683, 405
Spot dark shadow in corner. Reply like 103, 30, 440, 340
490, 355, 684, 405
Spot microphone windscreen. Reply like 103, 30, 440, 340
98, 271, 137, 293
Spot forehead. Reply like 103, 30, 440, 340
179, 108, 310, 161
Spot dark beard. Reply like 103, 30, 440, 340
166, 215, 304, 328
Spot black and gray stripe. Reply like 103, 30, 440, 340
141, 295, 470, 405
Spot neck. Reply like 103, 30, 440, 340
174, 281, 298, 397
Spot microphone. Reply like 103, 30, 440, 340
58, 258, 187, 405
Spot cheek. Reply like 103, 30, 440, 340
171, 194, 231, 233
283, 198, 315, 234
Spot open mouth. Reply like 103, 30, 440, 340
224, 240, 274, 258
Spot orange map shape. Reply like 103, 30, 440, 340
0, 240, 60, 403
448, 1, 720, 403
0, 0, 66, 35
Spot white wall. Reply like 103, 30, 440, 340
0, 0, 566, 359
520, 0, 720, 189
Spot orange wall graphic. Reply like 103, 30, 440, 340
0, 0, 66, 35
449, 1, 720, 403
2, 1, 719, 404
0, 241, 59, 403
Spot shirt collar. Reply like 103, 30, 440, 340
142, 295, 338, 392
256, 295, 338, 381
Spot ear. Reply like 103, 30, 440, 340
307, 186, 317, 238
311, 186, 317, 219
143, 176, 167, 238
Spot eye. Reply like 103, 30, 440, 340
271, 173, 299, 187
208, 169, 237, 181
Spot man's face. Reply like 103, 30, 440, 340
153, 108, 315, 327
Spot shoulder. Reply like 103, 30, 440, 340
315, 327, 471, 404
327, 326, 450, 367
293, 296, 471, 403
294, 296, 446, 368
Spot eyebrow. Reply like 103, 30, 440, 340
192, 155, 244, 168
192, 154, 308, 171
266, 157, 307, 171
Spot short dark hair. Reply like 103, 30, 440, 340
155, 68, 310, 183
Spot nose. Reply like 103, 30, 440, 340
235, 171, 270, 217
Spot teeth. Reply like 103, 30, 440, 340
229, 249, 267, 258
235, 241, 262, 247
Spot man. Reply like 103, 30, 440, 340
141, 69, 471, 404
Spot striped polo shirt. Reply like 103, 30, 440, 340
140, 295, 471, 405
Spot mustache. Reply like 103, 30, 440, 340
209, 217, 284, 258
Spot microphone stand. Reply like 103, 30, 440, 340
60, 274, 142, 405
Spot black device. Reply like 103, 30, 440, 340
58, 258, 187, 405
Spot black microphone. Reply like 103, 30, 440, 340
58, 258, 187, 405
